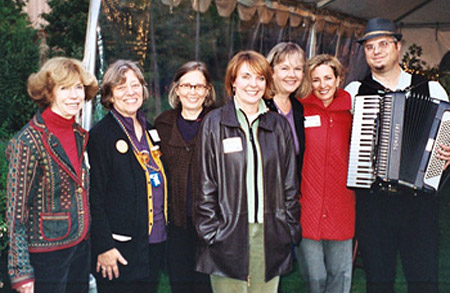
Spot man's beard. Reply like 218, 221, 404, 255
373, 64, 386, 72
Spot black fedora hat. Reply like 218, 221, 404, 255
357, 18, 402, 44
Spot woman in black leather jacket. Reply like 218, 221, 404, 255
195, 50, 301, 293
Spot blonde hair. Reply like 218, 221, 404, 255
27, 57, 98, 109
100, 60, 149, 109
266, 42, 306, 68
167, 61, 216, 109
299, 54, 343, 99
224, 50, 274, 99
266, 42, 306, 97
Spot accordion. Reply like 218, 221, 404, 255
347, 92, 450, 193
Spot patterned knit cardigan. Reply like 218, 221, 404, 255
5, 110, 90, 289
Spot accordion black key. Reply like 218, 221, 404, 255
347, 92, 450, 193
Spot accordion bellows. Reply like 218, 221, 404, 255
347, 92, 450, 193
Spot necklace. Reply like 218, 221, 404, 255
111, 112, 162, 172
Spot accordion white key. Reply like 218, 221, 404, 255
347, 92, 450, 193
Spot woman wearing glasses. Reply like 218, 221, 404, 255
154, 61, 216, 292
88, 60, 167, 292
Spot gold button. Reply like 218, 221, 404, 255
77, 187, 83, 194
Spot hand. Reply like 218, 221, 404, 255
16, 282, 34, 293
96, 248, 128, 280
437, 144, 450, 171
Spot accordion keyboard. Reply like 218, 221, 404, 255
347, 96, 380, 188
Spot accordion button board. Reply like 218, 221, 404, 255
424, 111, 450, 189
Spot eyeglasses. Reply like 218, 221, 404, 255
177, 83, 209, 95
364, 40, 397, 52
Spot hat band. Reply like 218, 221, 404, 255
361, 30, 396, 40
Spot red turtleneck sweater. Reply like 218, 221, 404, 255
42, 108, 80, 176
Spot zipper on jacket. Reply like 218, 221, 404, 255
248, 126, 259, 224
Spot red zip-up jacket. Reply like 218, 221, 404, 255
299, 89, 355, 241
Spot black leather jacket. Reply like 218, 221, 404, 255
195, 100, 301, 282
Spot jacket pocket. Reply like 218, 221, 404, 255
39, 212, 71, 241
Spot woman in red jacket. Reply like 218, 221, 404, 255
297, 54, 355, 293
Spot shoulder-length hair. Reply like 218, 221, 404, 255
27, 57, 98, 109
100, 60, 149, 110
266, 42, 306, 97
299, 54, 344, 99
266, 42, 306, 68
167, 61, 216, 109
224, 50, 274, 99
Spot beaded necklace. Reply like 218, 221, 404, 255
110, 111, 168, 235
111, 111, 162, 172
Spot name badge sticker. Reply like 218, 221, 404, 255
223, 137, 243, 154
304, 115, 321, 128
148, 129, 161, 143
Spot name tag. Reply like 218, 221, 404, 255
148, 129, 161, 143
223, 137, 243, 154
304, 115, 321, 128
149, 171, 161, 187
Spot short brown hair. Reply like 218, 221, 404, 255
224, 50, 274, 99
100, 60, 149, 109
168, 61, 216, 109
299, 54, 343, 98
27, 57, 98, 109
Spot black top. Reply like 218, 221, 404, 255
264, 94, 305, 188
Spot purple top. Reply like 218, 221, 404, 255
273, 102, 300, 154
112, 109, 166, 244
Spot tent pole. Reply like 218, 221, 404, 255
81, 0, 102, 130
307, 22, 316, 59
335, 30, 342, 56
195, 0, 200, 61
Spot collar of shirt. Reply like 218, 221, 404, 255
234, 98, 268, 126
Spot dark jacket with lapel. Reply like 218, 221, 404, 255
88, 112, 165, 281
195, 100, 301, 282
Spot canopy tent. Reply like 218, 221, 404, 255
155, 0, 450, 66
299, 0, 450, 67
80, 0, 450, 129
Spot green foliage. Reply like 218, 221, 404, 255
0, 140, 8, 253
402, 44, 428, 71
0, 0, 40, 138
0, 2, 40, 287
42, 0, 90, 59
401, 43, 450, 95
